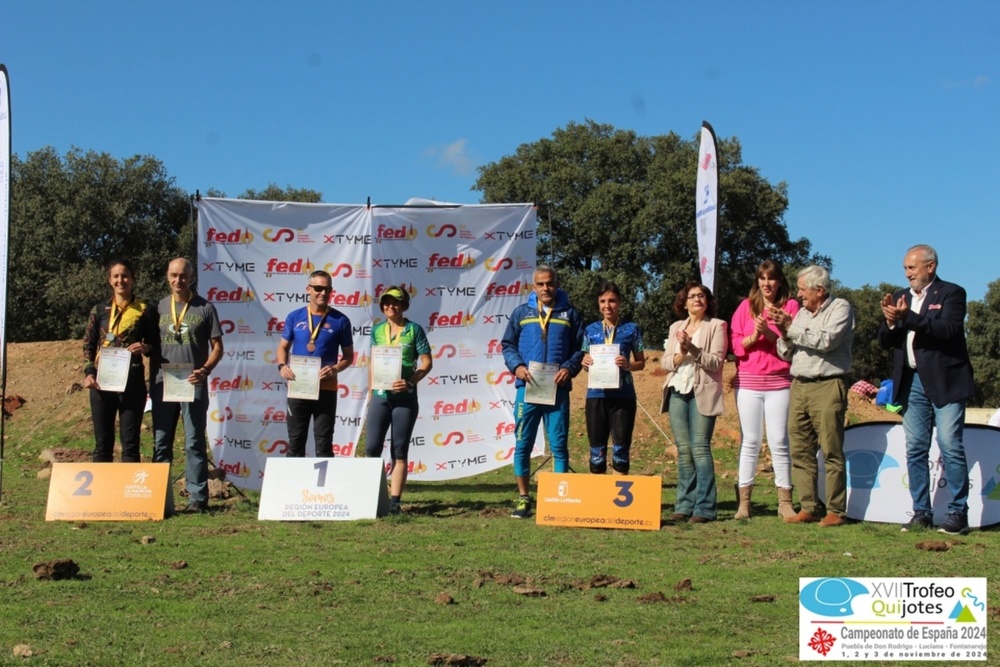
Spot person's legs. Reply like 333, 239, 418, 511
118, 373, 147, 463
543, 388, 571, 473
364, 396, 392, 458
788, 383, 820, 515
181, 384, 210, 505
90, 389, 118, 462
513, 386, 542, 496
285, 398, 311, 457
150, 382, 180, 464
585, 398, 610, 474
814, 379, 847, 516
689, 408, 718, 520
311, 391, 338, 458
388, 397, 418, 498
762, 387, 792, 489
932, 398, 969, 516
736, 388, 764, 486
609, 398, 636, 475
668, 391, 696, 516
901, 373, 934, 515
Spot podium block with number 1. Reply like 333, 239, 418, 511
258, 458, 389, 520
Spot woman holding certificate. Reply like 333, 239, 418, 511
660, 281, 727, 523
82, 259, 158, 463
729, 260, 800, 520
364, 286, 432, 515
580, 282, 646, 474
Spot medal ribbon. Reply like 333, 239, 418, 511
602, 322, 616, 345
171, 296, 190, 338
538, 306, 553, 339
108, 297, 133, 343
307, 309, 328, 349
387, 321, 403, 346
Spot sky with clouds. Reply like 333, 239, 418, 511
4, 1, 998, 300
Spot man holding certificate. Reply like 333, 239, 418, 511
150, 258, 224, 513
276, 270, 354, 458
500, 266, 584, 519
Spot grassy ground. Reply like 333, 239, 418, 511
1, 342, 996, 666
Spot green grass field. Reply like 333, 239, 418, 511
1, 344, 995, 666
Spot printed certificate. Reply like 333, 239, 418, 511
161, 364, 195, 402
287, 355, 321, 400
588, 344, 621, 390
371, 345, 402, 391
96, 347, 131, 393
525, 361, 559, 406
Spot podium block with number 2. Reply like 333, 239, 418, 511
46, 463, 171, 521
535, 472, 661, 531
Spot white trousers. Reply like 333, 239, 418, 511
736, 387, 791, 488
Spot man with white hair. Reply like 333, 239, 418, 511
771, 265, 854, 527
878, 244, 976, 535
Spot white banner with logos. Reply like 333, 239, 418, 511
695, 121, 718, 293
197, 198, 537, 489
0, 65, 10, 493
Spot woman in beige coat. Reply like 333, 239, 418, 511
660, 281, 727, 522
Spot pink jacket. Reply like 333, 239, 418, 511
730, 298, 800, 378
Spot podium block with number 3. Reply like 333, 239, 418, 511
46, 463, 171, 521
535, 472, 661, 531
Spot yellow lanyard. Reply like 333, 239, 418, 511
538, 306, 553, 338
602, 322, 616, 345
108, 298, 132, 342
171, 296, 190, 337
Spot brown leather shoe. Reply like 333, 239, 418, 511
670, 513, 690, 523
689, 516, 712, 524
818, 513, 847, 527
784, 509, 821, 524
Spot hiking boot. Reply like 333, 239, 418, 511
182, 501, 208, 514
900, 513, 933, 532
777, 487, 797, 521
511, 497, 532, 519
937, 512, 969, 536
784, 509, 821, 524
734, 484, 753, 520
818, 513, 847, 527
689, 516, 712, 524
388, 501, 402, 516
670, 513, 690, 523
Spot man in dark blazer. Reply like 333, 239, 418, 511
878, 244, 976, 535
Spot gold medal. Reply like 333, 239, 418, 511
306, 342, 316, 353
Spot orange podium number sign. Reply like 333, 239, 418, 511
45, 463, 170, 521
535, 472, 661, 531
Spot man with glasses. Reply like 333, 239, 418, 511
878, 245, 976, 535
276, 270, 354, 457
151, 257, 225, 513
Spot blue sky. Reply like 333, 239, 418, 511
4, 1, 998, 301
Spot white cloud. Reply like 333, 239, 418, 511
942, 75, 991, 90
426, 139, 475, 176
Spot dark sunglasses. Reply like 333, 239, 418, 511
308, 284, 332, 293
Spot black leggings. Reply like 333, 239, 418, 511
365, 394, 419, 461
90, 371, 147, 462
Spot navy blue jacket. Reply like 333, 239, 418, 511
501, 289, 584, 390
877, 278, 976, 407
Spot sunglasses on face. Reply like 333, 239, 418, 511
308, 285, 332, 293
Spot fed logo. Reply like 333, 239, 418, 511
204, 228, 254, 246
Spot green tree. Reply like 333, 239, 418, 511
238, 183, 323, 203
9, 147, 191, 341
835, 282, 902, 383
474, 120, 827, 343
967, 279, 1000, 407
